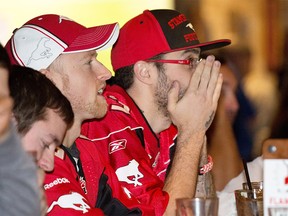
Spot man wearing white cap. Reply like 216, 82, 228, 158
5, 14, 150, 215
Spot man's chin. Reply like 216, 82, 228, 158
94, 104, 108, 119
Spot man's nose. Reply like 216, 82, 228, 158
38, 152, 55, 172
96, 65, 112, 81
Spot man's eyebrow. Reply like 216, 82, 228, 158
79, 51, 97, 61
54, 138, 61, 146
48, 134, 61, 146
183, 48, 201, 56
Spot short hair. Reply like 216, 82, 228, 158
9, 65, 74, 135
110, 53, 165, 89
0, 43, 11, 72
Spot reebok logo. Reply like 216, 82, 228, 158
109, 139, 127, 154
44, 178, 70, 190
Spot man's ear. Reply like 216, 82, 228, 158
39, 68, 55, 82
10, 113, 19, 132
39, 68, 49, 77
133, 61, 153, 85
39, 69, 58, 87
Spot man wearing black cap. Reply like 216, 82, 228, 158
82, 9, 231, 215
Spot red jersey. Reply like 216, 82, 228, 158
44, 138, 154, 215
44, 149, 104, 216
81, 85, 178, 216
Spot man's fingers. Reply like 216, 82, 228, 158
203, 73, 223, 129
189, 59, 205, 92
207, 60, 221, 98
198, 55, 215, 94
212, 73, 223, 104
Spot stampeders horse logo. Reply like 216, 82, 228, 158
115, 159, 144, 187
27, 37, 53, 66
47, 192, 90, 213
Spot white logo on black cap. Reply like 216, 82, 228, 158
186, 23, 195, 31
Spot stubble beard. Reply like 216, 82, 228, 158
89, 97, 108, 119
154, 71, 170, 118
154, 71, 186, 119
61, 76, 107, 121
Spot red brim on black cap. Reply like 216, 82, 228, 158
160, 38, 232, 55
196, 39, 231, 51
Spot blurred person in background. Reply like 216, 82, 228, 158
226, 46, 277, 160
0, 43, 40, 216
219, 46, 256, 162
213, 52, 263, 212
203, 51, 243, 191
270, 30, 288, 139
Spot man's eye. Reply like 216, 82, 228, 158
188, 57, 200, 69
42, 141, 50, 149
187, 58, 194, 68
